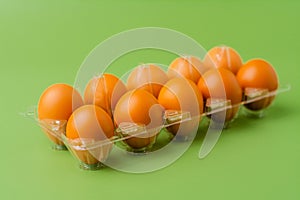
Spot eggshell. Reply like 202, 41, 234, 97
38, 83, 83, 120
84, 73, 127, 117
236, 59, 278, 110
66, 105, 114, 165
158, 78, 203, 138
38, 83, 84, 145
204, 46, 243, 74
198, 68, 242, 122
127, 64, 168, 98
114, 89, 164, 149
168, 56, 210, 84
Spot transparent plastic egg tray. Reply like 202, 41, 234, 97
24, 84, 290, 171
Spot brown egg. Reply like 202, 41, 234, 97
158, 78, 203, 139
198, 68, 242, 123
236, 59, 278, 111
84, 73, 127, 117
204, 46, 243, 74
66, 105, 115, 166
168, 56, 210, 84
38, 83, 84, 147
127, 64, 168, 98
114, 89, 164, 150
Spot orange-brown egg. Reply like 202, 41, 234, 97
204, 46, 243, 74
168, 56, 210, 84
198, 68, 242, 122
236, 59, 278, 110
84, 73, 127, 117
38, 83, 84, 146
66, 105, 115, 165
158, 78, 203, 138
127, 64, 168, 98
114, 89, 164, 150
38, 83, 83, 120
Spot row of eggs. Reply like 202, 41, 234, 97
37, 46, 278, 168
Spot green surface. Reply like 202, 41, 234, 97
1, 0, 299, 199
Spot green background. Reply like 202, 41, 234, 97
1, 0, 299, 199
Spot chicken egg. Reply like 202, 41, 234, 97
158, 78, 203, 140
84, 73, 127, 117
66, 105, 115, 166
204, 46, 243, 74
168, 56, 210, 84
127, 64, 168, 98
236, 59, 278, 111
198, 68, 242, 123
114, 89, 164, 151
38, 83, 84, 146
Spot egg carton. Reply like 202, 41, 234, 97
23, 84, 290, 170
